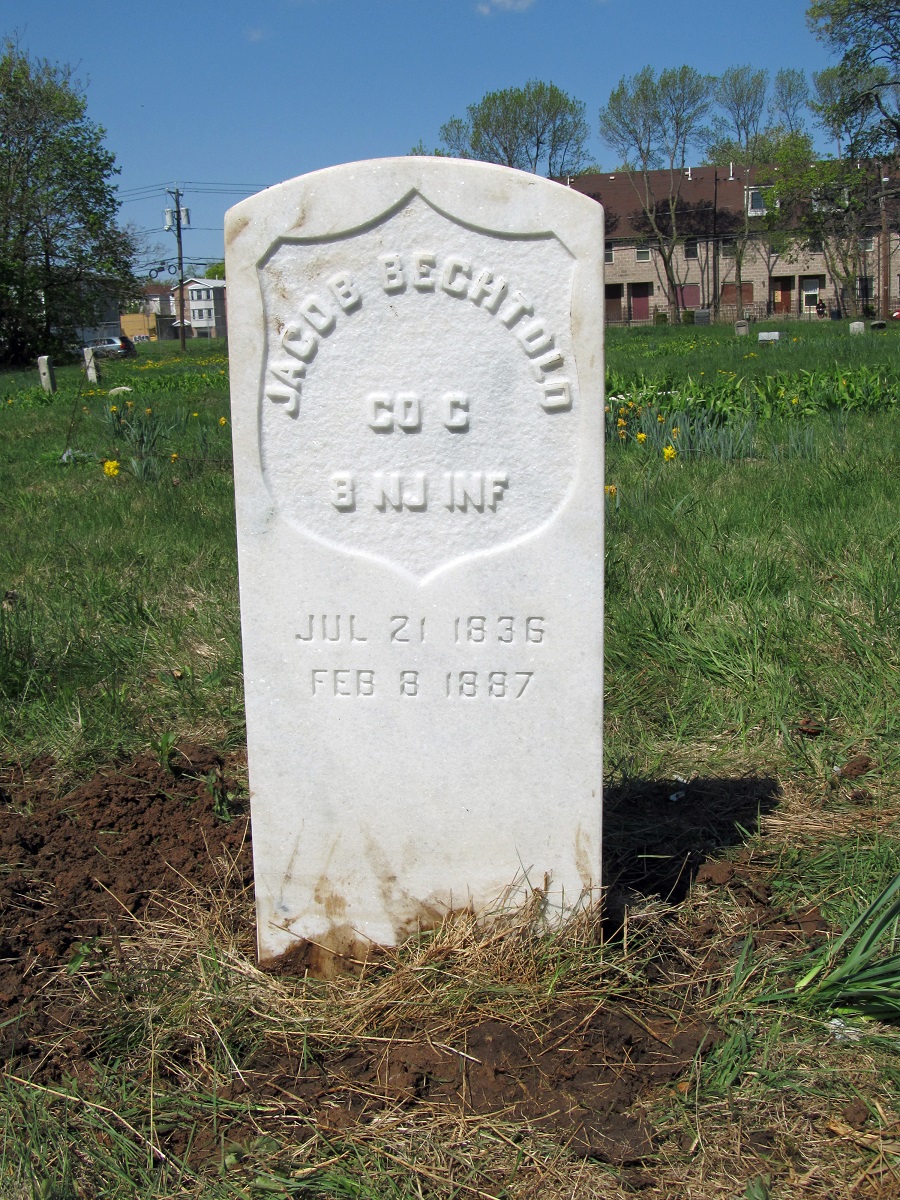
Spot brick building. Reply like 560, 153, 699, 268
562, 165, 897, 323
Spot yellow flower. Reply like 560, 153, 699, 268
671, 427, 679, 438
658, 415, 665, 423
605, 485, 617, 497
791, 397, 799, 405
103, 459, 120, 477
109, 405, 117, 413
126, 400, 134, 409
618, 430, 626, 439
617, 417, 627, 428
604, 404, 610, 413
170, 452, 179, 463
663, 444, 677, 462
636, 431, 647, 444
219, 416, 228, 426
145, 407, 153, 415
192, 411, 199, 417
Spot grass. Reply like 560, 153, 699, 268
1, 330, 900, 1196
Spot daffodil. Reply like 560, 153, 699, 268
219, 416, 228, 426
636, 431, 647, 444
103, 459, 120, 477
109, 405, 117, 413
663, 444, 677, 462
605, 485, 617, 498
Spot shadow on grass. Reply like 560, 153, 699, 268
603, 773, 782, 909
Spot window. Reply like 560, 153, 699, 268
720, 238, 736, 257
747, 187, 767, 216
190, 289, 200, 300
207, 308, 213, 318
859, 235, 874, 253
807, 236, 824, 253
604, 243, 614, 265
684, 238, 699, 260
635, 246, 651, 262
858, 276, 873, 300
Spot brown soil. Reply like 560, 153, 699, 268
1, 749, 823, 1169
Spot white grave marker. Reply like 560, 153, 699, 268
226, 159, 604, 972
83, 347, 99, 384
37, 355, 56, 393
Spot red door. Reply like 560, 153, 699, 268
770, 276, 794, 314
630, 282, 652, 321
677, 284, 701, 308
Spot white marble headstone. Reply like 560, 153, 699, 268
226, 159, 604, 972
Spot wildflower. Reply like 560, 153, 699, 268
663, 444, 677, 462
219, 416, 228, 426
170, 452, 179, 463
126, 400, 134, 409
605, 485, 617, 498
109, 405, 118, 413
618, 430, 626, 439
658, 415, 665, 423
617, 417, 627, 428
192, 412, 199, 418
604, 404, 610, 413
103, 459, 120, 477
145, 407, 153, 415
671, 427, 679, 438
636, 432, 647, 444
791, 397, 799, 405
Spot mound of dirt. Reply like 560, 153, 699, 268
0, 744, 252, 1054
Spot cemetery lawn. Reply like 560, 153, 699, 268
1, 338, 899, 1198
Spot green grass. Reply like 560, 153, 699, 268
1, 331, 900, 1197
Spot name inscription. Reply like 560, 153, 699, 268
265, 252, 573, 419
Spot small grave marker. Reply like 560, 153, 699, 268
734, 320, 749, 337
226, 159, 605, 971
37, 355, 56, 393
83, 347, 99, 384
694, 308, 711, 326
758, 331, 781, 344
849, 321, 865, 335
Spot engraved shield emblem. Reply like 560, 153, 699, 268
257, 191, 580, 581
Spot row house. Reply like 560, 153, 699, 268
563, 166, 897, 323
171, 278, 228, 339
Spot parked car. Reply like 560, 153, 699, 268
86, 335, 136, 358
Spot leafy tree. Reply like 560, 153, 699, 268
599, 65, 713, 315
437, 80, 590, 176
204, 261, 225, 280
0, 41, 137, 365
765, 137, 880, 315
807, 0, 900, 153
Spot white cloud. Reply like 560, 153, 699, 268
476, 0, 536, 15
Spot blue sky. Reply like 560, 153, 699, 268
9, 0, 836, 268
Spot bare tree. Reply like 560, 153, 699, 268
771, 68, 810, 134
599, 66, 713, 316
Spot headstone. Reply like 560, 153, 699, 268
870, 320, 886, 331
694, 308, 711, 326
37, 355, 56, 393
226, 159, 605, 972
734, 320, 749, 337
83, 347, 99, 384
849, 321, 865, 335
758, 331, 781, 343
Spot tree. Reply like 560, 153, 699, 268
709, 66, 770, 162
807, 0, 900, 154
599, 66, 713, 315
0, 42, 137, 365
204, 261, 225, 280
766, 137, 880, 315
437, 80, 590, 176
771, 68, 811, 134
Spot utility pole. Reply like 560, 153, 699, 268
165, 186, 189, 351
881, 167, 892, 321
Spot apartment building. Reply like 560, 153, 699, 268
563, 166, 897, 323
171, 278, 228, 339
